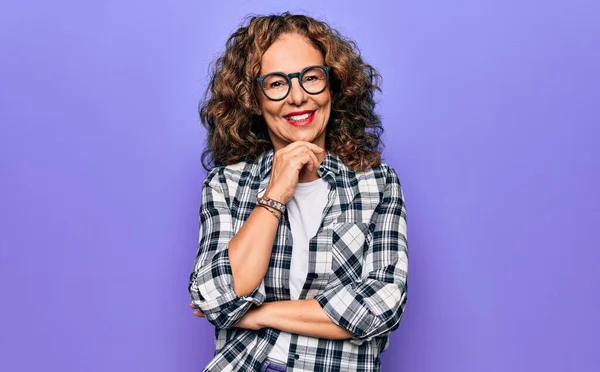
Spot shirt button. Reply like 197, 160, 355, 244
294, 354, 300, 360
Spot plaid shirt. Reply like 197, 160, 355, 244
189, 149, 408, 372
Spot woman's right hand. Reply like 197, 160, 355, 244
263, 141, 324, 204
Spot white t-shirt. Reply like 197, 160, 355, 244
266, 177, 329, 364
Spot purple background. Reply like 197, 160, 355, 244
1, 1, 599, 371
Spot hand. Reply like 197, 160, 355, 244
264, 141, 324, 204
233, 305, 264, 331
189, 303, 204, 318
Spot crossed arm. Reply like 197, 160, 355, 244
189, 166, 407, 344
191, 299, 353, 340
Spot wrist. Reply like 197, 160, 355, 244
255, 204, 281, 221
263, 188, 288, 204
257, 188, 287, 214
257, 302, 273, 329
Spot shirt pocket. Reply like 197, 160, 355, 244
330, 221, 370, 285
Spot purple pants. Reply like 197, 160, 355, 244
260, 358, 288, 372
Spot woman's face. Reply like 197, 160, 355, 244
256, 33, 332, 151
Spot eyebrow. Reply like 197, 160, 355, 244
260, 65, 323, 75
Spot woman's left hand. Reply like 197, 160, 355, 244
189, 303, 205, 317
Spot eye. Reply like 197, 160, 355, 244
263, 74, 289, 90
269, 80, 286, 88
303, 74, 320, 83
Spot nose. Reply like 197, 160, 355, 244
286, 77, 307, 106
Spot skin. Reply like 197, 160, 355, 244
256, 33, 331, 168
191, 33, 353, 341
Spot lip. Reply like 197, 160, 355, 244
284, 110, 315, 117
284, 110, 316, 127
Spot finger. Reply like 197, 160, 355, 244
293, 146, 319, 172
279, 146, 310, 170
303, 142, 325, 153
277, 141, 304, 155
189, 303, 196, 309
279, 141, 321, 156
193, 310, 205, 317
286, 146, 312, 171
293, 151, 312, 172
299, 148, 315, 172
305, 146, 320, 171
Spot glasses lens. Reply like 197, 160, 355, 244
301, 67, 327, 94
261, 73, 289, 100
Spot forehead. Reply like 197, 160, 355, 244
260, 33, 325, 75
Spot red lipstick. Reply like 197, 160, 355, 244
284, 110, 316, 127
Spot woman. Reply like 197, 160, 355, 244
188, 13, 408, 372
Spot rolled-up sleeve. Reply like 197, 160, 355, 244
315, 166, 408, 345
188, 168, 266, 329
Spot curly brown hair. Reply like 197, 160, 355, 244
199, 12, 384, 172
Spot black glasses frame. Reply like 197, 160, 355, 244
255, 65, 332, 101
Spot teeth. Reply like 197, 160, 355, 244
287, 112, 312, 121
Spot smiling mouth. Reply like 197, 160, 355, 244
284, 111, 316, 126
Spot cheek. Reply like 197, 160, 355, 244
259, 102, 285, 132
261, 100, 283, 118
318, 91, 332, 110
318, 93, 332, 119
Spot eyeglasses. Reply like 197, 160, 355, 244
255, 65, 331, 101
